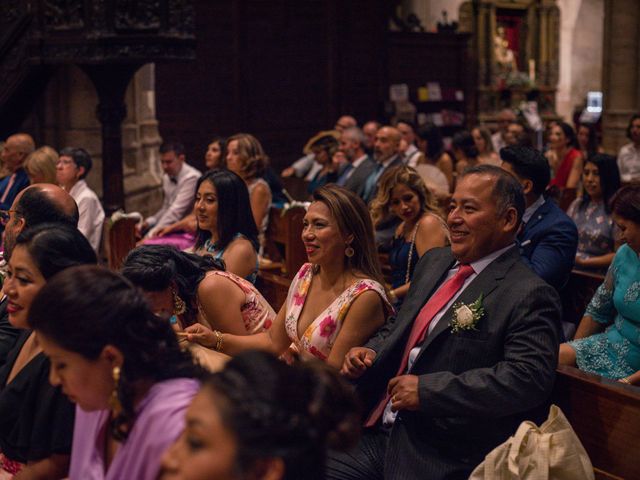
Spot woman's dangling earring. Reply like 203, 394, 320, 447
345, 244, 355, 258
109, 366, 122, 415
172, 288, 186, 316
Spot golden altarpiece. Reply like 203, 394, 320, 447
458, 0, 560, 126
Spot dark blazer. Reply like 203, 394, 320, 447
356, 246, 561, 480
0, 298, 19, 369
342, 155, 377, 199
362, 154, 405, 204
518, 199, 578, 290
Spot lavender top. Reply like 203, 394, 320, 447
69, 378, 199, 480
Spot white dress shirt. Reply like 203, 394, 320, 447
382, 243, 516, 426
146, 162, 201, 235
617, 142, 640, 183
69, 180, 105, 252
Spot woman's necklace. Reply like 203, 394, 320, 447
404, 218, 421, 285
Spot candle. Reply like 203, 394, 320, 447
529, 59, 536, 83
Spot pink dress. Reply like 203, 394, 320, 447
284, 263, 392, 361
200, 270, 275, 333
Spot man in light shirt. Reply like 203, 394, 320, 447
138, 141, 201, 238
618, 114, 640, 183
332, 165, 560, 480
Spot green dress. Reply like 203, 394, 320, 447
569, 244, 640, 379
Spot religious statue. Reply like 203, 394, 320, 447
494, 26, 518, 73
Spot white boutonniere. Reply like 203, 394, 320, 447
450, 294, 484, 333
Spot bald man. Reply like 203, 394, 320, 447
3, 183, 79, 261
361, 126, 404, 204
0, 183, 79, 366
0, 133, 35, 211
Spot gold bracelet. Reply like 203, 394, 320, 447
620, 377, 631, 385
212, 330, 224, 352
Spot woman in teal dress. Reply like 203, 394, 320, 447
560, 184, 640, 384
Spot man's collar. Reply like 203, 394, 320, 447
523, 195, 545, 224
380, 155, 399, 169
351, 154, 368, 168
457, 243, 516, 275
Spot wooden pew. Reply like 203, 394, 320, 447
553, 366, 640, 480
561, 269, 605, 327
103, 216, 138, 270
257, 205, 306, 310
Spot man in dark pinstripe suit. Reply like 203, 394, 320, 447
328, 165, 561, 480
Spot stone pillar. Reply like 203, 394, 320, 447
602, 0, 640, 153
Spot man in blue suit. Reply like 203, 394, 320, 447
500, 146, 578, 291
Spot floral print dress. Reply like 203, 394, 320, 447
284, 263, 392, 362
568, 244, 640, 379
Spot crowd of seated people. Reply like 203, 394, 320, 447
0, 110, 640, 480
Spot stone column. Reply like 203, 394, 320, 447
602, 0, 640, 153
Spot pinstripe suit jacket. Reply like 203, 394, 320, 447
355, 246, 561, 479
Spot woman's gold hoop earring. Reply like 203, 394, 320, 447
345, 245, 355, 258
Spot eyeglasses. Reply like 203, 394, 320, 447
0, 210, 15, 226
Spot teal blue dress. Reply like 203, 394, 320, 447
569, 244, 640, 379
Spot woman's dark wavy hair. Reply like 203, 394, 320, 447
204, 351, 360, 480
580, 154, 621, 213
121, 245, 224, 327
555, 121, 578, 149
577, 123, 600, 161
452, 130, 479, 160
193, 169, 259, 251
610, 182, 640, 224
28, 265, 199, 442
416, 122, 445, 160
207, 136, 226, 169
15, 222, 97, 278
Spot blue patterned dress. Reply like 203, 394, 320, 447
567, 199, 615, 275
569, 244, 640, 379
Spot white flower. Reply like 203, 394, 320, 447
455, 305, 475, 326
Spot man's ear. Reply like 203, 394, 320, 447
178, 154, 186, 163
521, 178, 534, 196
251, 458, 285, 480
77, 166, 86, 180
100, 345, 124, 369
502, 206, 519, 234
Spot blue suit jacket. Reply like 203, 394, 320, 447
518, 199, 578, 290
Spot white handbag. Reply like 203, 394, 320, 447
469, 405, 594, 480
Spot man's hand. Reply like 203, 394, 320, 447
135, 221, 149, 239
388, 375, 420, 412
281, 167, 295, 178
341, 347, 376, 379
183, 323, 216, 349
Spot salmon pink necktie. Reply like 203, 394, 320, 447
365, 263, 475, 427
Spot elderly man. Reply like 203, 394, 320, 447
331, 165, 560, 480
0, 184, 79, 366
138, 141, 201, 238
0, 133, 35, 211
336, 127, 376, 198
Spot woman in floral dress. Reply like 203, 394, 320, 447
184, 185, 393, 369
560, 184, 640, 384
